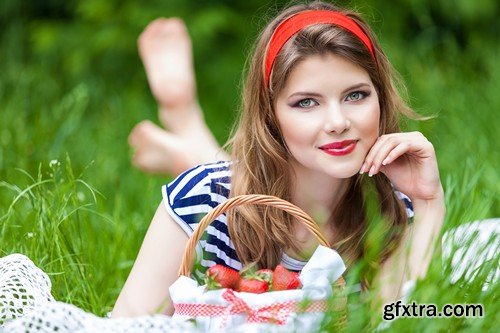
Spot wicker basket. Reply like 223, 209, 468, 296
176, 194, 347, 329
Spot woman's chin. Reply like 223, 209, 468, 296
315, 164, 361, 179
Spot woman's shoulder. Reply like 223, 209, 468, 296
163, 160, 232, 207
161, 161, 241, 279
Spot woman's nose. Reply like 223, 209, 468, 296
323, 104, 351, 134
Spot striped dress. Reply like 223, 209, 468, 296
162, 160, 414, 285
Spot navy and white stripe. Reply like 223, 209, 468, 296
162, 161, 237, 283
163, 160, 414, 282
394, 189, 414, 219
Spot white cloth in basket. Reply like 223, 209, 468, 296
169, 245, 346, 332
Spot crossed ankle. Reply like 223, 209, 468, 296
158, 104, 203, 129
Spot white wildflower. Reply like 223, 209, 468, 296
49, 159, 60, 168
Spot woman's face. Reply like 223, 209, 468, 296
275, 53, 380, 179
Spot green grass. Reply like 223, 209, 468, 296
0, 0, 498, 331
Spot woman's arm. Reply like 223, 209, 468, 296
405, 191, 446, 279
361, 131, 446, 304
111, 201, 189, 317
375, 187, 446, 303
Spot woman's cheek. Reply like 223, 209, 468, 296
365, 106, 381, 150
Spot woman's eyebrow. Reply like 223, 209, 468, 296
287, 82, 372, 99
288, 92, 323, 99
341, 82, 372, 95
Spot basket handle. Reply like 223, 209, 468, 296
178, 194, 331, 277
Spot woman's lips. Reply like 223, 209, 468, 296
319, 140, 357, 156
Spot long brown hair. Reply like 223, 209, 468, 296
222, 1, 424, 274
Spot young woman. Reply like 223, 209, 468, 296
113, 1, 445, 317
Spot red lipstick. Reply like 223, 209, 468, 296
319, 140, 357, 156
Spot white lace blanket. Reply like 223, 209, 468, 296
0, 254, 199, 332
0, 254, 289, 333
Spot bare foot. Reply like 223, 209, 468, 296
138, 18, 196, 114
129, 120, 193, 175
128, 121, 229, 176
133, 17, 229, 175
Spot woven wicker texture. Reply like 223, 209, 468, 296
176, 194, 347, 329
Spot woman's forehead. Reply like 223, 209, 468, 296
280, 54, 373, 96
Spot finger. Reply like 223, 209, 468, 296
382, 133, 434, 162
361, 134, 397, 174
360, 136, 386, 174
370, 140, 409, 176
378, 142, 414, 178
361, 132, 425, 174
380, 141, 412, 167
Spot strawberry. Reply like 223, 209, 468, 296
271, 265, 301, 291
238, 278, 269, 294
205, 264, 240, 290
255, 269, 273, 284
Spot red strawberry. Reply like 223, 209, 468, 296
238, 278, 269, 294
255, 269, 273, 284
205, 264, 240, 290
272, 265, 301, 291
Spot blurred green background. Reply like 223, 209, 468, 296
1, 0, 498, 206
0, 0, 498, 328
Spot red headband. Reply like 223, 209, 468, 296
264, 10, 376, 87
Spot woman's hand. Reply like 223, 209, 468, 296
360, 131, 443, 203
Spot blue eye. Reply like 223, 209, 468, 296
296, 98, 317, 108
345, 91, 368, 101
